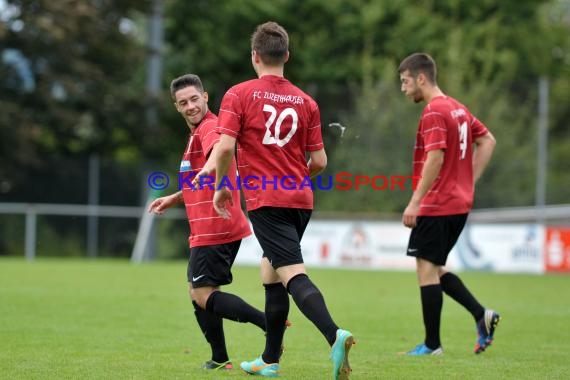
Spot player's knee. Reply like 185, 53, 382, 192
190, 287, 215, 309
188, 286, 205, 307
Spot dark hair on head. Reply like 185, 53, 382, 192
251, 21, 289, 66
170, 74, 204, 100
398, 53, 437, 84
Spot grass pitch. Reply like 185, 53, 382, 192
0, 258, 568, 379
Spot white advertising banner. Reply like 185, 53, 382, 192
236, 220, 545, 273
450, 223, 544, 273
236, 220, 415, 270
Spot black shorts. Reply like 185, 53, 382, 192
407, 214, 468, 266
187, 240, 241, 288
248, 206, 312, 269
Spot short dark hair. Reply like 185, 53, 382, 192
398, 53, 437, 84
251, 21, 289, 66
170, 74, 204, 100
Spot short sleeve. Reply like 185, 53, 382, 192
305, 101, 324, 152
471, 117, 489, 139
198, 118, 220, 158
420, 112, 447, 152
217, 86, 243, 138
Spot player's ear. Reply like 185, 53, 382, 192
284, 51, 290, 63
252, 50, 262, 64
417, 72, 426, 85
203, 91, 209, 102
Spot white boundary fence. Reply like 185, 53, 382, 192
0, 202, 185, 261
1, 203, 569, 271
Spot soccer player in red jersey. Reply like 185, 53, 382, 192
209, 22, 354, 379
398, 53, 500, 355
148, 74, 266, 370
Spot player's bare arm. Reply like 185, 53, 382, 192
213, 134, 237, 219
472, 132, 496, 184
403, 149, 444, 228
148, 191, 184, 215
307, 148, 327, 178
215, 134, 236, 184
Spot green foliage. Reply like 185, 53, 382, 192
1, 1, 570, 258
0, 0, 150, 158
162, 0, 570, 212
155, 218, 190, 260
0, 215, 24, 255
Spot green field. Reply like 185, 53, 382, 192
1, 258, 568, 379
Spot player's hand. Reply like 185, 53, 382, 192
213, 188, 233, 219
148, 197, 167, 215
402, 200, 420, 228
148, 194, 177, 215
191, 167, 214, 190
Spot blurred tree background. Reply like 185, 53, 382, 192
1, 0, 569, 257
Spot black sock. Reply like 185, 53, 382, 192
287, 274, 339, 346
261, 283, 290, 364
440, 272, 485, 322
205, 291, 266, 331
192, 301, 228, 363
420, 284, 443, 349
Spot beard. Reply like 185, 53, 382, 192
412, 88, 424, 103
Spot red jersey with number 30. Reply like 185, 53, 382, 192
217, 75, 324, 211
180, 111, 251, 247
413, 96, 489, 216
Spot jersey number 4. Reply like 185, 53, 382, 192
262, 104, 298, 147
458, 121, 467, 160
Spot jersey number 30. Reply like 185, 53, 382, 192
262, 104, 298, 147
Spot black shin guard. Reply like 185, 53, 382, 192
287, 274, 339, 346
262, 282, 289, 364
440, 272, 485, 321
205, 291, 266, 330
192, 300, 228, 363
420, 284, 443, 349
